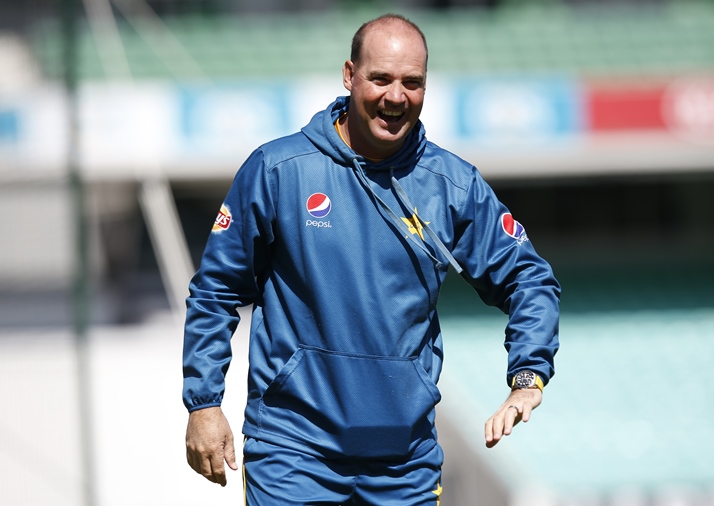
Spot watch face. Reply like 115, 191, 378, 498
514, 370, 536, 388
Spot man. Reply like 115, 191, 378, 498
183, 13, 559, 504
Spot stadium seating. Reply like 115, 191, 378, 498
436, 264, 714, 501
28, 1, 714, 80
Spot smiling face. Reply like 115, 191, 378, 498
342, 20, 427, 160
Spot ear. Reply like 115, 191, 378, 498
342, 60, 355, 92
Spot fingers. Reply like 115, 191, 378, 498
521, 402, 533, 423
485, 388, 542, 448
186, 447, 197, 475
207, 432, 237, 486
502, 405, 522, 436
186, 441, 230, 486
208, 451, 227, 487
224, 434, 239, 471
484, 404, 521, 448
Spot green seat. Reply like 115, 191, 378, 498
26, 3, 714, 80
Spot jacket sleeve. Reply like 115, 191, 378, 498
182, 148, 276, 412
451, 166, 560, 387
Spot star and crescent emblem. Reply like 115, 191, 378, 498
401, 208, 429, 240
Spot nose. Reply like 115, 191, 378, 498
385, 82, 407, 104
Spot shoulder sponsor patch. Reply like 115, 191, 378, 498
501, 212, 529, 244
212, 204, 232, 233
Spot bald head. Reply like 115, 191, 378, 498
350, 14, 429, 70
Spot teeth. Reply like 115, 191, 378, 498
381, 110, 403, 117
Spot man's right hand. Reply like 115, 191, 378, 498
185, 406, 238, 486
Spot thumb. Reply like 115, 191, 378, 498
224, 435, 238, 471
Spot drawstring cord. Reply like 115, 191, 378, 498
350, 158, 463, 274
389, 168, 463, 274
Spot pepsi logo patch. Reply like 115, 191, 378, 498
501, 213, 528, 243
306, 193, 332, 218
212, 204, 232, 233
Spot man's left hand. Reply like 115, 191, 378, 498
484, 388, 542, 448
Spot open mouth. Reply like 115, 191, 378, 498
378, 110, 405, 124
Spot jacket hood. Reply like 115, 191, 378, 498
301, 96, 426, 172
301, 96, 463, 274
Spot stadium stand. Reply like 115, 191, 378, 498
27, 1, 714, 80
437, 262, 714, 504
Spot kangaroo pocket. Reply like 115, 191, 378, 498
259, 345, 441, 459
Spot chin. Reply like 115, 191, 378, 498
375, 123, 411, 141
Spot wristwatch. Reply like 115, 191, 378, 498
511, 370, 544, 392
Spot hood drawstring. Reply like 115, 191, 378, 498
351, 158, 463, 274
389, 168, 463, 274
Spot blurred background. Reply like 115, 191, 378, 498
1, 0, 713, 505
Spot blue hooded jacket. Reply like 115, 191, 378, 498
183, 96, 560, 459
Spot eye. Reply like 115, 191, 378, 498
404, 80, 423, 91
